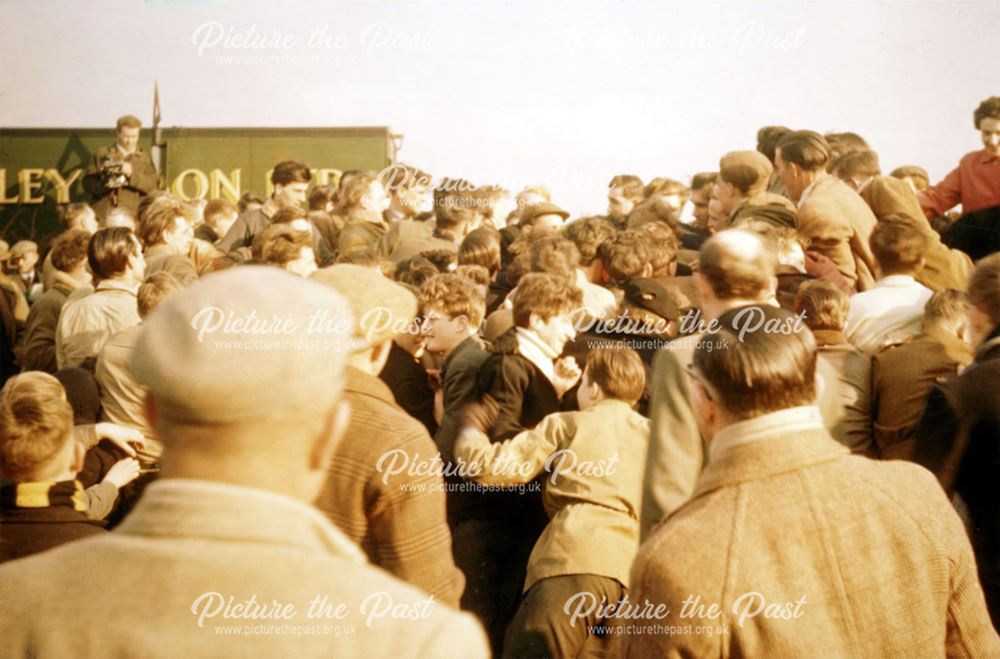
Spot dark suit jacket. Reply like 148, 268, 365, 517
435, 336, 488, 462
379, 340, 437, 437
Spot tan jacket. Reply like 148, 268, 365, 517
456, 398, 649, 591
0, 479, 489, 659
55, 279, 140, 370
814, 329, 874, 456
144, 243, 198, 286
858, 176, 974, 292
623, 410, 1000, 658
797, 175, 878, 291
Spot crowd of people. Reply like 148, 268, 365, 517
0, 97, 999, 657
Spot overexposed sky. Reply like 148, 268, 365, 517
0, 0, 996, 215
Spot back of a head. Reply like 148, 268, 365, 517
795, 279, 850, 332
644, 177, 689, 204
776, 130, 832, 172
831, 149, 881, 182
529, 237, 580, 282
307, 185, 337, 212
720, 151, 774, 197
62, 202, 95, 231
889, 165, 930, 191
698, 229, 778, 301
869, 217, 929, 275
563, 215, 615, 266
132, 267, 354, 440
0, 372, 73, 482
824, 131, 870, 165
394, 255, 439, 288
923, 289, 969, 333
694, 305, 817, 421
968, 252, 1000, 328
597, 231, 650, 282
137, 272, 184, 319
756, 126, 792, 163
586, 347, 645, 403
50, 229, 92, 274
88, 227, 140, 281
458, 227, 501, 275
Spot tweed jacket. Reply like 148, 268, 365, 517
640, 328, 848, 537
455, 398, 649, 592
0, 479, 489, 658
796, 174, 878, 291
858, 176, 973, 292
315, 367, 464, 607
623, 410, 1000, 658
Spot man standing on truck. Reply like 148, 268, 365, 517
82, 115, 159, 222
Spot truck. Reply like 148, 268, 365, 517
0, 126, 399, 244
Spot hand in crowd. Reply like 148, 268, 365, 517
120, 161, 133, 177
552, 356, 582, 398
94, 422, 145, 457
461, 395, 500, 436
103, 457, 141, 489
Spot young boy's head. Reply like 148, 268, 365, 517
0, 373, 78, 483
512, 273, 583, 355
419, 273, 486, 356
578, 347, 646, 410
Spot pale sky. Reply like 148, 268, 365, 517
0, 0, 996, 215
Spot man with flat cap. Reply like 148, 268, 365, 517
714, 150, 797, 229
0, 267, 488, 658
311, 264, 465, 608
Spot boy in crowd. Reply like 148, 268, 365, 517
0, 372, 138, 562
457, 272, 582, 655
456, 347, 649, 658
845, 218, 933, 354
420, 273, 489, 463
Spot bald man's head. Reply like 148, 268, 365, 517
698, 229, 778, 302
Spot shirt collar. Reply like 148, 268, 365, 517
515, 327, 557, 382
261, 197, 280, 220
96, 279, 139, 295
710, 405, 824, 462
875, 274, 919, 288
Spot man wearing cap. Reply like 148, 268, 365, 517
5, 240, 42, 305
311, 264, 465, 608
0, 267, 488, 657
519, 202, 570, 236
715, 151, 797, 230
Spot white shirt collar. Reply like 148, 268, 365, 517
709, 405, 824, 462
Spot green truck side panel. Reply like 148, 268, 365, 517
0, 126, 393, 245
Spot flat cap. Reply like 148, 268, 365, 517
719, 151, 774, 195
310, 264, 417, 351
521, 202, 570, 223
132, 266, 354, 424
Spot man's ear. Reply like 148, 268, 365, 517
71, 440, 86, 473
310, 400, 351, 472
